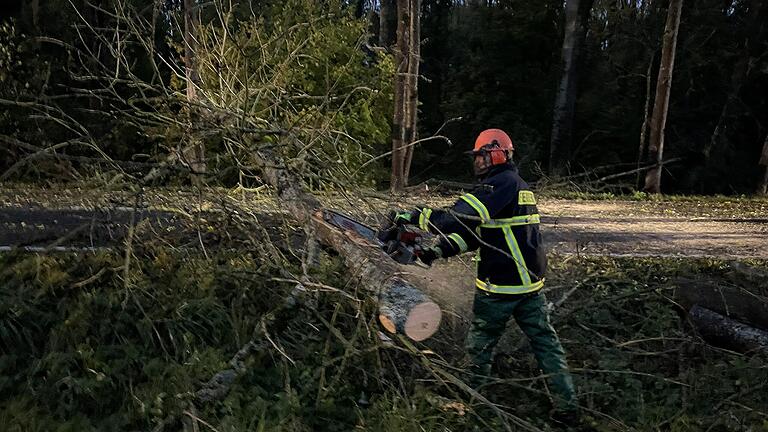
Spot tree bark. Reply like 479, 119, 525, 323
391, 0, 410, 192
30, 0, 40, 32
636, 53, 655, 189
643, 0, 683, 193
184, 0, 206, 176
689, 305, 768, 354
402, 0, 420, 186
759, 133, 768, 195
252, 145, 441, 341
549, 0, 593, 177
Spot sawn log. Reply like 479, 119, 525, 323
193, 143, 443, 406
254, 146, 441, 341
675, 281, 768, 331
689, 305, 768, 354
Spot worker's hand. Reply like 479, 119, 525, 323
387, 209, 417, 226
378, 209, 412, 243
418, 245, 443, 266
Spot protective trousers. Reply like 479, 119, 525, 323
466, 290, 576, 411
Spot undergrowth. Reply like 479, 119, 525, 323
1, 250, 767, 431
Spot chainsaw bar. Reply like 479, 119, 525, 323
322, 209, 422, 265
322, 209, 380, 244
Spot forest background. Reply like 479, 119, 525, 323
1, 0, 767, 194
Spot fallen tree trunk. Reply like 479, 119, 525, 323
192, 142, 442, 406
311, 212, 441, 341
689, 305, 768, 354
253, 146, 442, 341
675, 281, 768, 331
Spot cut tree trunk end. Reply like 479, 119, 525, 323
689, 305, 768, 354
379, 277, 441, 341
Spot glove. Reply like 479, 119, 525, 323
418, 245, 443, 267
387, 209, 417, 226
377, 210, 404, 243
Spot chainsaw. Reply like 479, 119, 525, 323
322, 209, 424, 264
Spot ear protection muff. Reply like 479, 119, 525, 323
486, 140, 508, 165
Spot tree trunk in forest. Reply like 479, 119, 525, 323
195, 184, 442, 407
759, 133, 768, 195
391, 0, 420, 191
643, 0, 683, 193
391, 0, 409, 192
707, 0, 765, 165
705, 55, 749, 161
379, 0, 395, 47
689, 305, 768, 354
184, 0, 206, 177
549, 0, 593, 177
402, 0, 420, 186
252, 145, 441, 341
30, 0, 40, 32
355, 0, 366, 18
636, 54, 655, 189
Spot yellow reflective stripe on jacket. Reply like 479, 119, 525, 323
480, 214, 540, 228
502, 225, 533, 285
475, 278, 544, 295
460, 193, 490, 223
518, 190, 537, 205
447, 233, 468, 253
419, 208, 433, 231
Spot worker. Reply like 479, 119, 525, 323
389, 129, 578, 424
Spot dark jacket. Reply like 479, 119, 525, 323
417, 163, 546, 295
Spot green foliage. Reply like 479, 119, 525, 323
0, 250, 282, 430
540, 256, 768, 430
2, 249, 767, 430
1, 0, 392, 186
179, 0, 394, 186
3, 0, 767, 193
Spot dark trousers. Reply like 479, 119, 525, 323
466, 290, 576, 411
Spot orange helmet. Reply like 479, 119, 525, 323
472, 129, 514, 166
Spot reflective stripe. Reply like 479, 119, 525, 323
480, 214, 540, 228
448, 233, 468, 253
476, 278, 544, 295
460, 193, 490, 223
419, 208, 433, 231
518, 190, 537, 205
502, 226, 532, 285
